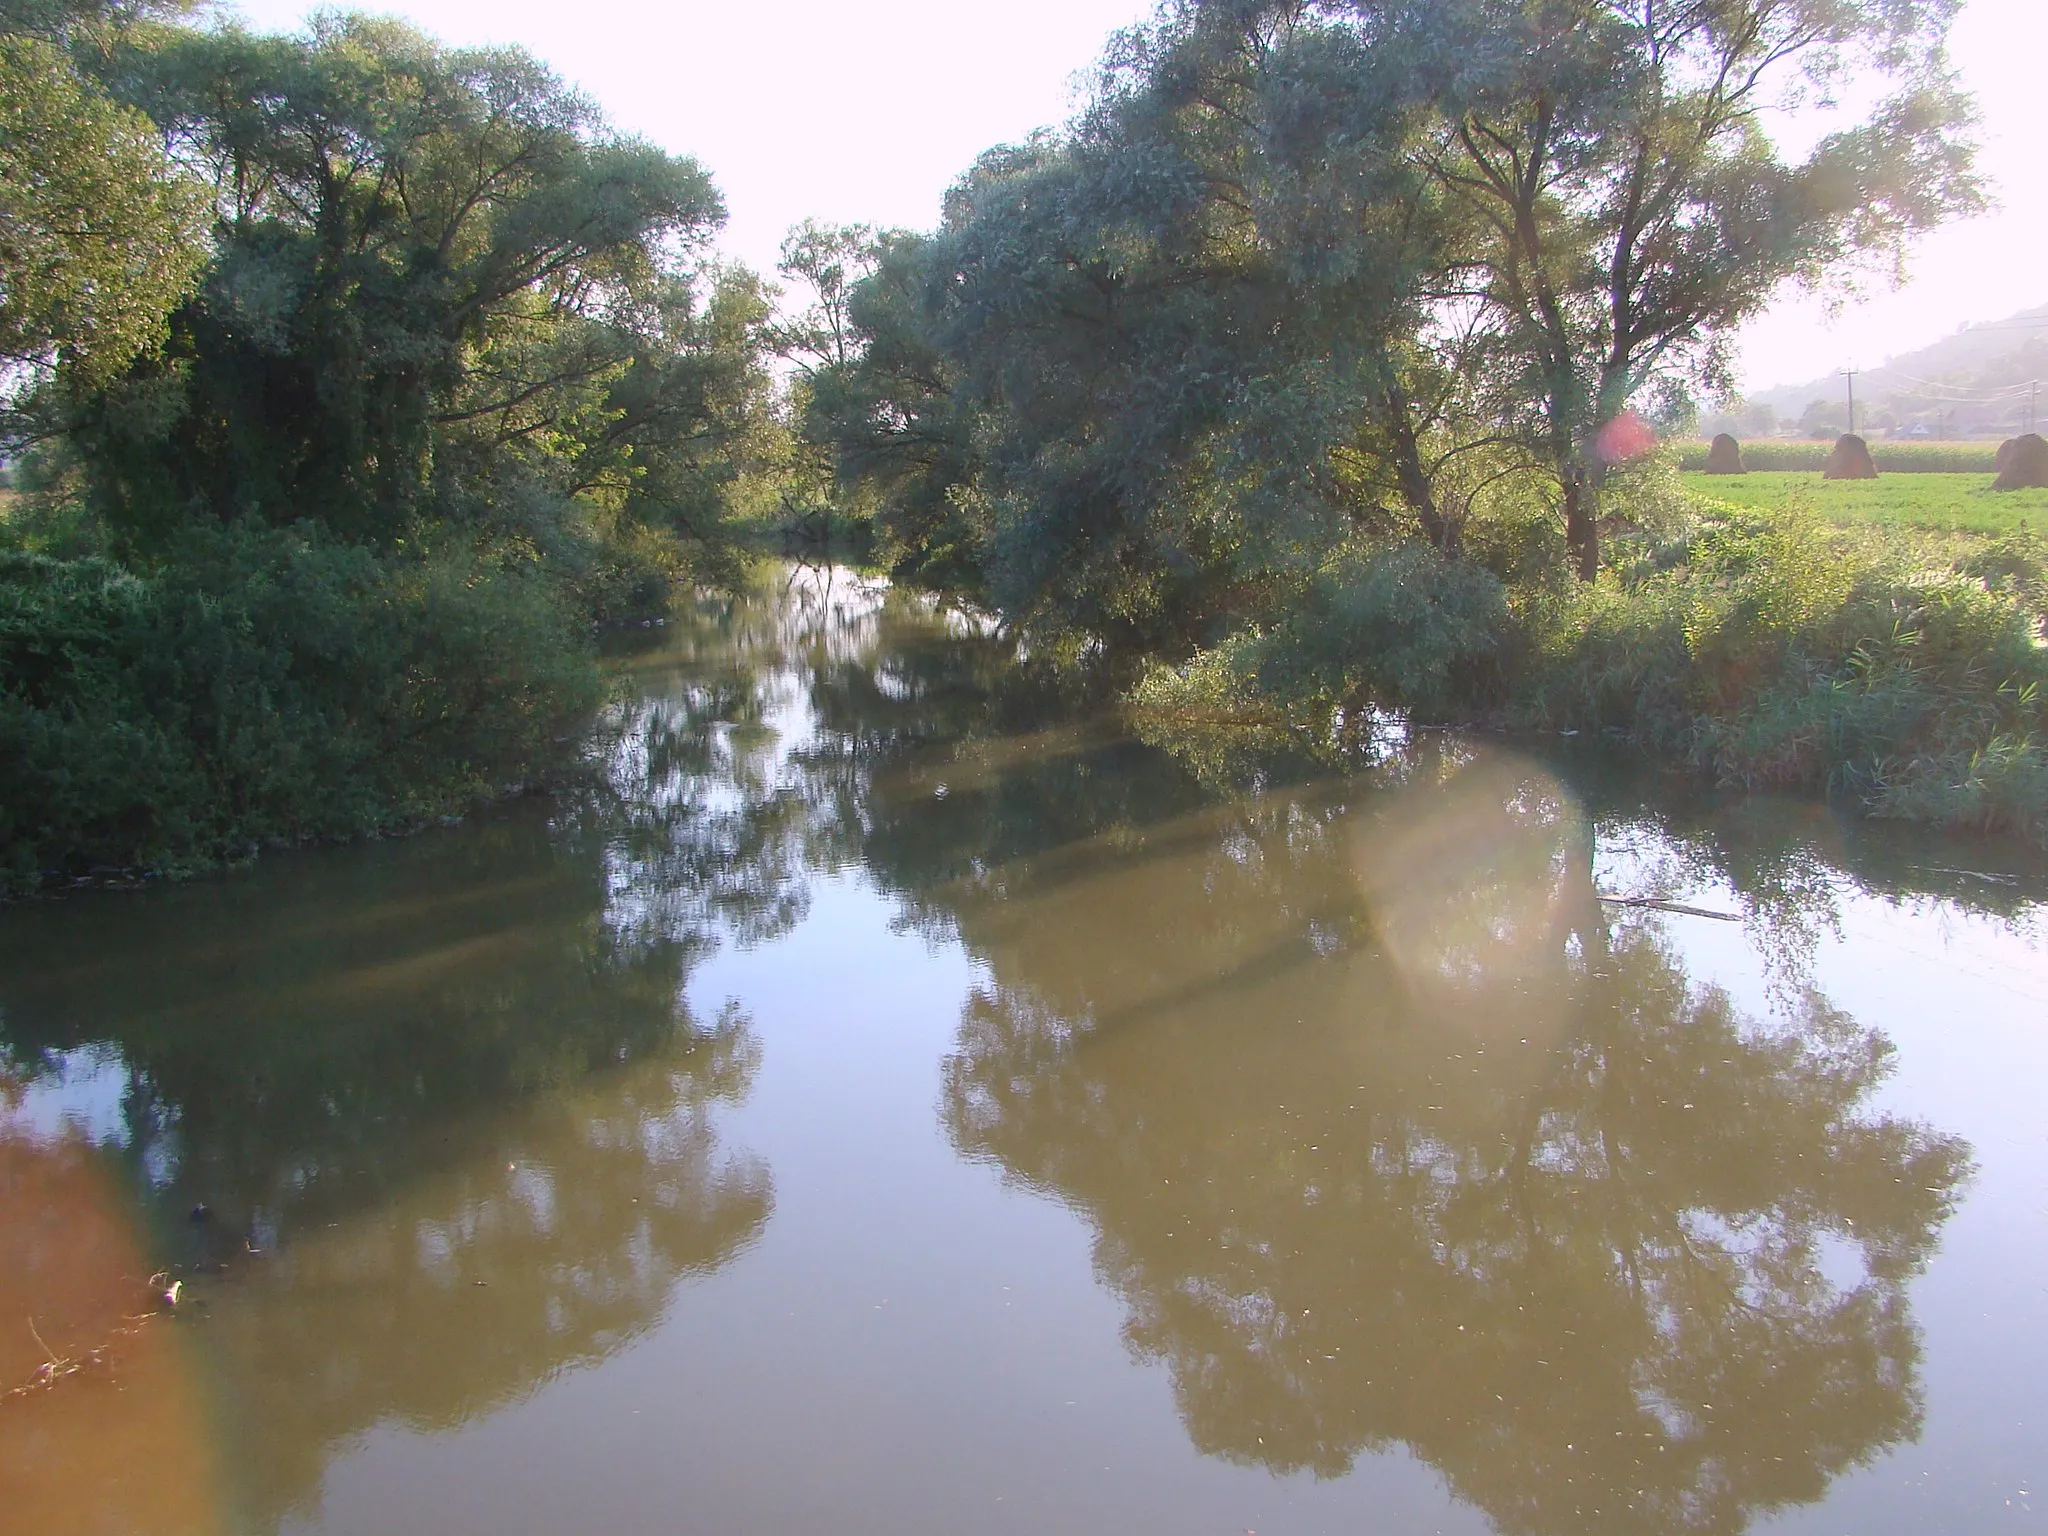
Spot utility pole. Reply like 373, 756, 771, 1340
1840, 367, 1858, 435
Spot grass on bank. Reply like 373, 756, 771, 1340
1678, 471, 2047, 536
1135, 502, 2048, 841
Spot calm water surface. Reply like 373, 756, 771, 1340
4, 569, 2046, 1535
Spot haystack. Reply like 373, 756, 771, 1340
1997, 438, 2018, 473
1992, 433, 2048, 491
1703, 433, 1746, 474
1822, 433, 1878, 480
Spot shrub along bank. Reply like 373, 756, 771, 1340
1135, 508, 2048, 840
0, 526, 605, 893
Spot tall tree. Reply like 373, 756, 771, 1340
797, 229, 989, 594
65, 14, 756, 552
812, 0, 1982, 619
818, 13, 1445, 648
772, 218, 880, 379
0, 29, 206, 401
1363, 0, 1981, 576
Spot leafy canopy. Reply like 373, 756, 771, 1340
806, 0, 1980, 626
61, 13, 762, 553
0, 30, 207, 394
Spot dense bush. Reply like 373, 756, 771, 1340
1674, 440, 2002, 473
1135, 543, 1509, 724
0, 524, 602, 891
1136, 512, 2048, 839
1518, 514, 2048, 833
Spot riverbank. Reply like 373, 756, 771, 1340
1131, 504, 2048, 842
0, 524, 620, 896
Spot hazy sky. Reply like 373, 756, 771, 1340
227, 0, 2048, 396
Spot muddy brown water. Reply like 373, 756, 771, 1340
3, 568, 2045, 1535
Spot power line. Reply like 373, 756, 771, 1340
1883, 375, 2038, 402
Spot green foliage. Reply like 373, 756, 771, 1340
1140, 504, 2048, 838
1676, 441, 2004, 473
1961, 527, 2048, 614
806, 0, 1981, 632
1137, 542, 1509, 723
1388, 0, 1980, 576
0, 11, 783, 889
1520, 511, 2048, 834
798, 231, 986, 595
50, 14, 760, 557
0, 523, 601, 892
0, 30, 207, 392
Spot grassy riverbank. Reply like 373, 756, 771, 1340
1135, 503, 2048, 841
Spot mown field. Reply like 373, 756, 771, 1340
1679, 471, 2048, 535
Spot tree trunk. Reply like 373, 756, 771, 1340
1563, 476, 1599, 581
1384, 388, 1459, 553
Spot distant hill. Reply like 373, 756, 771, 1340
1730, 302, 2048, 439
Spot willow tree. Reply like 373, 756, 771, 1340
813, 0, 1981, 620
810, 8, 1450, 649
1356, 0, 1981, 577
62, 14, 764, 555
0, 29, 206, 401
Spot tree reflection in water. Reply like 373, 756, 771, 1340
635, 572, 1995, 1536
0, 568, 2009, 1536
643, 572, 1988, 1535
922, 753, 1970, 1536
0, 636, 812, 1527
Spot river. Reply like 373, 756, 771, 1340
3, 566, 2045, 1535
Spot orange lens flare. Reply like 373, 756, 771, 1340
0, 1122, 224, 1536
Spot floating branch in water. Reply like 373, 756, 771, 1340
1597, 894, 1741, 921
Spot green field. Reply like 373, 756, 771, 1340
1679, 471, 2048, 535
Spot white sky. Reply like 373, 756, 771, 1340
226, 0, 2047, 396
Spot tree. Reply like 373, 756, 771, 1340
1361, 0, 1981, 577
799, 229, 989, 594
0, 30, 206, 399
772, 218, 881, 379
814, 0, 1982, 618
813, 13, 1451, 648
63, 14, 756, 553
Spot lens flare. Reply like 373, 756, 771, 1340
1350, 750, 1596, 1040
1593, 409, 1657, 466
0, 1108, 224, 1535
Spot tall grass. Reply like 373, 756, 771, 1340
1519, 513, 2048, 833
